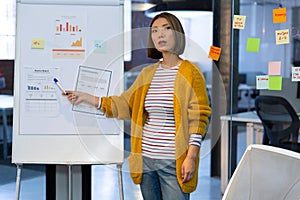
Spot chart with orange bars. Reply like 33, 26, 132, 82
71, 37, 82, 47
52, 15, 86, 59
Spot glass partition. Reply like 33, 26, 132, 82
223, 0, 300, 193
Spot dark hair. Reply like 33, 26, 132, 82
147, 12, 186, 59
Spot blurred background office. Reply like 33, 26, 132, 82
1, 0, 300, 199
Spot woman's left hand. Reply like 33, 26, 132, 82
181, 156, 196, 183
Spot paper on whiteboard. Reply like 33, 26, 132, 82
22, 66, 60, 116
72, 65, 112, 116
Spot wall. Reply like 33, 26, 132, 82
238, 1, 300, 77
239, 2, 292, 76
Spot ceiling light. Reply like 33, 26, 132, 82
145, 1, 212, 18
132, 2, 156, 11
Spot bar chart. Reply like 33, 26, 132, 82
55, 20, 82, 33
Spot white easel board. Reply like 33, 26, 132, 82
12, 0, 124, 165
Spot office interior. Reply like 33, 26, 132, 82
0, 0, 300, 199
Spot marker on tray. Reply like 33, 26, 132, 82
53, 78, 68, 95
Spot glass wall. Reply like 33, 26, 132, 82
235, 0, 300, 146
222, 0, 300, 193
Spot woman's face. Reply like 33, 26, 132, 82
151, 17, 176, 54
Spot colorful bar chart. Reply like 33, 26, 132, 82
56, 20, 82, 32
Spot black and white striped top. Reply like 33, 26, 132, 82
142, 64, 202, 160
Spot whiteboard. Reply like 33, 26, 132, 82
12, 1, 124, 164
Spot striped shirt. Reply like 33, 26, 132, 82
142, 64, 202, 160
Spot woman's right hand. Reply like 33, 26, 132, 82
64, 90, 99, 108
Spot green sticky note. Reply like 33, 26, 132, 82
94, 40, 106, 53
268, 76, 282, 90
246, 38, 260, 52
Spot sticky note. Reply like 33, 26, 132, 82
273, 7, 287, 23
94, 40, 106, 53
233, 15, 246, 29
291, 66, 300, 81
208, 46, 222, 61
31, 38, 45, 49
256, 75, 269, 89
246, 38, 260, 52
275, 29, 290, 45
268, 76, 282, 90
268, 61, 281, 75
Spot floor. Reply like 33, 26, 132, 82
0, 131, 247, 200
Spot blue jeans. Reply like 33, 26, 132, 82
140, 156, 190, 200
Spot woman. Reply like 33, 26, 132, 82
65, 12, 211, 200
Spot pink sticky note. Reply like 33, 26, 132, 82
268, 61, 281, 75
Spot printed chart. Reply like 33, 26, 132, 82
52, 15, 86, 59
73, 65, 112, 115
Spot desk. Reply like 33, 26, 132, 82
0, 95, 14, 159
220, 111, 263, 193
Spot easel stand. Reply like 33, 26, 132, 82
15, 164, 124, 200
68, 165, 72, 200
117, 164, 124, 200
15, 164, 22, 200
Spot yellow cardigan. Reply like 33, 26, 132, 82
101, 60, 211, 193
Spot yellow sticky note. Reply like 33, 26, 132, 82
268, 76, 282, 90
273, 7, 287, 23
208, 46, 222, 61
275, 29, 289, 45
246, 38, 260, 52
31, 38, 45, 49
268, 61, 281, 75
233, 15, 246, 29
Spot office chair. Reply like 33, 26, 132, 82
223, 144, 300, 200
255, 95, 300, 153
